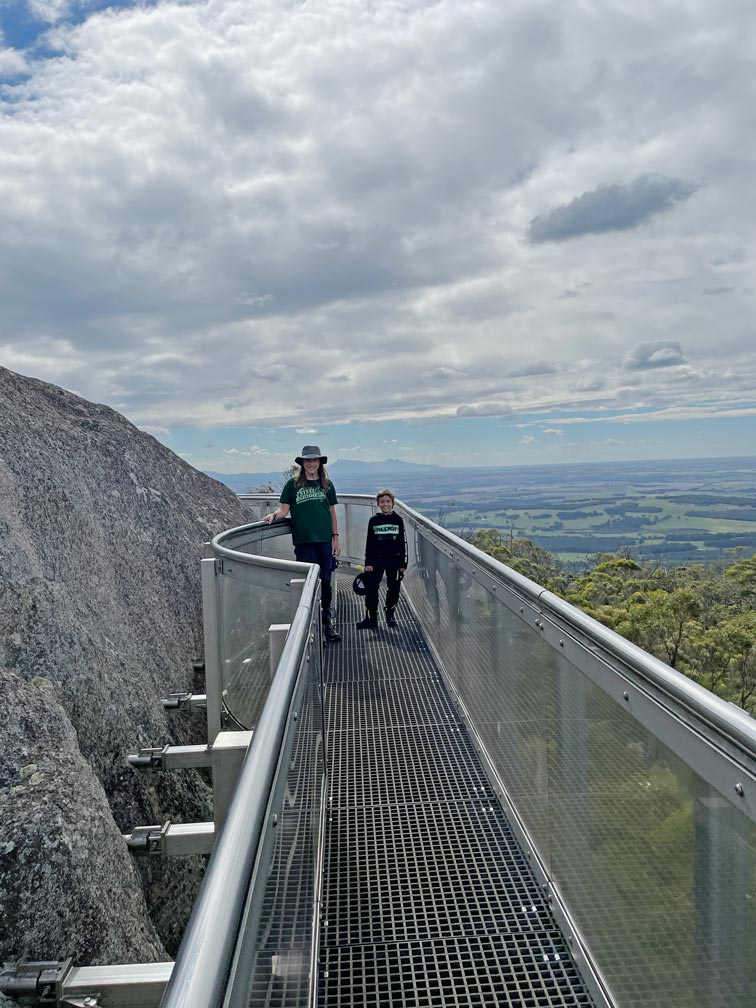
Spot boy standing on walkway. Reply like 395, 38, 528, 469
357, 489, 408, 629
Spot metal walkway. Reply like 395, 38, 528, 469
3, 502, 756, 1008
319, 587, 594, 1007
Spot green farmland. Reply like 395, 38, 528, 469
399, 456, 756, 567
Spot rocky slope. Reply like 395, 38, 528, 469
0, 367, 242, 965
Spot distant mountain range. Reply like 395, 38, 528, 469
205, 458, 444, 493
321, 458, 443, 472
205, 454, 756, 499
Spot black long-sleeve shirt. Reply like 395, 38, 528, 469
364, 512, 408, 568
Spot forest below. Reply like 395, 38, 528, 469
467, 528, 756, 717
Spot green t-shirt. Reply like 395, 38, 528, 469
280, 478, 338, 545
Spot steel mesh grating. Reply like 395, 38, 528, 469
326, 591, 438, 684
327, 722, 497, 808
323, 800, 551, 946
326, 677, 458, 735
316, 581, 595, 1006
321, 933, 593, 1007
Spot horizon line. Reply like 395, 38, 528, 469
204, 453, 756, 477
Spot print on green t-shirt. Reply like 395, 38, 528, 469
280, 478, 337, 545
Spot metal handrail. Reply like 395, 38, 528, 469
213, 516, 294, 556
161, 555, 320, 1008
398, 500, 756, 759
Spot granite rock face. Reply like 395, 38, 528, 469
0, 671, 165, 964
0, 367, 242, 965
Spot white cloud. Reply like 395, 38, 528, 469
532, 404, 756, 426
457, 402, 514, 418
623, 341, 687, 371
423, 366, 468, 382
520, 435, 537, 446
223, 444, 271, 458
0, 46, 28, 77
237, 292, 274, 308
571, 377, 606, 393
253, 364, 294, 382
510, 362, 558, 378
0, 0, 753, 446
27, 0, 71, 26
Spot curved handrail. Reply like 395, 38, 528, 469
399, 500, 756, 758
161, 553, 320, 1008
214, 516, 292, 554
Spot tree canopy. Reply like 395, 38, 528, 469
466, 531, 756, 716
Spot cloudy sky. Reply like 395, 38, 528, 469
1, 0, 755, 474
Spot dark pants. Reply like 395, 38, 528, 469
365, 567, 402, 615
294, 541, 334, 619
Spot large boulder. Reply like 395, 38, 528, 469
0, 367, 242, 964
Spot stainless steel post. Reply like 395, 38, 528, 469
201, 555, 223, 744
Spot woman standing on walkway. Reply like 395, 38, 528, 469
264, 446, 341, 642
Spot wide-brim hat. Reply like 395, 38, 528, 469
295, 445, 327, 465
352, 573, 367, 596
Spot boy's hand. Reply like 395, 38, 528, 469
365, 565, 373, 572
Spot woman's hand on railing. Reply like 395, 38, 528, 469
264, 503, 290, 525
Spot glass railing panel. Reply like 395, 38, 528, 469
233, 498, 289, 559
257, 534, 300, 562
225, 613, 325, 1008
218, 564, 293, 729
546, 649, 756, 1008
218, 517, 294, 562
239, 496, 276, 523
399, 506, 756, 1008
403, 528, 554, 872
336, 498, 375, 565
404, 524, 456, 659
451, 573, 555, 873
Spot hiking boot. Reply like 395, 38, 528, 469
385, 608, 398, 628
356, 614, 377, 629
323, 622, 342, 642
